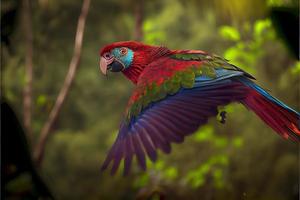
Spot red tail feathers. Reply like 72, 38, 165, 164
242, 89, 300, 141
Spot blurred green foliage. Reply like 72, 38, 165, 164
5, 173, 33, 194
2, 0, 299, 199
220, 19, 276, 74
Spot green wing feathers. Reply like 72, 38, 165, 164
125, 51, 251, 123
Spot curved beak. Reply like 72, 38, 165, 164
99, 56, 114, 75
99, 56, 126, 75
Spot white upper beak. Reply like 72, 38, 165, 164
99, 56, 114, 75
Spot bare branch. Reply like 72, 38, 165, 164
34, 0, 91, 166
134, 0, 144, 41
23, 0, 33, 143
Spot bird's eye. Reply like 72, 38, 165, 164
103, 52, 112, 59
119, 47, 128, 56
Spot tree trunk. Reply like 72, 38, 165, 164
23, 0, 33, 144
134, 0, 144, 41
34, 0, 91, 167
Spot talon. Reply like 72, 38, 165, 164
219, 111, 227, 124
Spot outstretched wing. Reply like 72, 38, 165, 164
101, 51, 252, 175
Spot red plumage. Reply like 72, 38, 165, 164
100, 41, 208, 84
100, 41, 171, 83
99, 41, 300, 174
242, 89, 300, 140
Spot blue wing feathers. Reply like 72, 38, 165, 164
134, 124, 157, 161
123, 136, 133, 175
102, 61, 299, 174
101, 77, 250, 174
194, 68, 244, 87
238, 77, 300, 116
131, 134, 146, 170
147, 111, 185, 142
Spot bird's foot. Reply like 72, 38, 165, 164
219, 111, 227, 124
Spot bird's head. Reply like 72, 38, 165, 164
99, 41, 171, 84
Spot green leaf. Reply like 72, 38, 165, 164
233, 137, 244, 148
291, 62, 300, 75
134, 173, 149, 188
214, 137, 228, 148
37, 95, 47, 106
219, 26, 240, 41
213, 169, 224, 188
154, 160, 165, 170
254, 19, 272, 38
194, 125, 214, 142
164, 167, 178, 179
267, 0, 285, 6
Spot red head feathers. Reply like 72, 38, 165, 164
99, 41, 171, 84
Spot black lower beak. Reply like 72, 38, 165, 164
108, 60, 125, 72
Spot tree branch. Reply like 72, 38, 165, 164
23, 0, 33, 143
134, 0, 144, 41
34, 0, 91, 166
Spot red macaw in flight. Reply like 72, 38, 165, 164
99, 41, 300, 175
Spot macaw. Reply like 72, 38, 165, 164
99, 41, 300, 175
